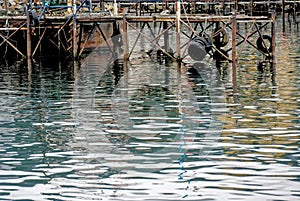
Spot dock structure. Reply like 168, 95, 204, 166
0, 0, 298, 64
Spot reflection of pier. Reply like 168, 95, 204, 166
71, 46, 226, 172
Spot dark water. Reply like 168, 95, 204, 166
0, 17, 300, 201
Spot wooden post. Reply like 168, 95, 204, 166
282, 0, 285, 32
232, 14, 237, 95
77, 24, 83, 58
26, 6, 32, 81
271, 11, 276, 77
26, 7, 32, 60
175, 0, 181, 61
122, 16, 129, 61
73, 4, 78, 59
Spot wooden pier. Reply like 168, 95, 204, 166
0, 0, 298, 64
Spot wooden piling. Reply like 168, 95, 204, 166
26, 6, 32, 84
77, 24, 83, 58
282, 0, 286, 31
73, 4, 78, 59
26, 8, 32, 60
271, 11, 276, 76
175, 0, 181, 60
0, 4, 278, 65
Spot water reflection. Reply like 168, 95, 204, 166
71, 49, 225, 176
0, 59, 78, 200
0, 18, 299, 201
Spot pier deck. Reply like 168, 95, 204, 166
0, 0, 298, 63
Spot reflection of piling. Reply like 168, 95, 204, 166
27, 58, 32, 85
73, 60, 79, 80
27, 7, 32, 85
232, 14, 237, 95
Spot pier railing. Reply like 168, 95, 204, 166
0, 0, 299, 17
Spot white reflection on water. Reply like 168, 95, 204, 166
0, 18, 300, 201
71, 47, 226, 174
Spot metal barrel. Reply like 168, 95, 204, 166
188, 35, 212, 61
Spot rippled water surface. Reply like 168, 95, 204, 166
0, 18, 300, 200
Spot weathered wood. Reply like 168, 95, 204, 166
73, 4, 78, 59
0, 7, 278, 62
282, 0, 286, 32
0, 15, 274, 25
32, 28, 47, 57
271, 11, 276, 76
175, 0, 181, 60
26, 9, 31, 59
0, 22, 26, 47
